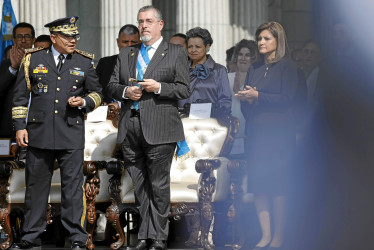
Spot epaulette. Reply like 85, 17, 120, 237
25, 47, 44, 54
75, 49, 95, 60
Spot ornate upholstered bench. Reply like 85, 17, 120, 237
104, 114, 239, 250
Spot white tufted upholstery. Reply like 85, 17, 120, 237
7, 119, 118, 204
120, 118, 231, 204
8, 167, 63, 204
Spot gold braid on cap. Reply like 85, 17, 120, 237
12, 107, 28, 119
49, 24, 79, 36
87, 92, 101, 110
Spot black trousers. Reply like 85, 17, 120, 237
122, 115, 176, 240
22, 147, 88, 245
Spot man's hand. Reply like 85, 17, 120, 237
16, 129, 28, 147
68, 96, 84, 107
126, 86, 143, 101
138, 79, 160, 93
9, 45, 25, 70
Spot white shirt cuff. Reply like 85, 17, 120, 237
154, 83, 161, 94
9, 66, 17, 75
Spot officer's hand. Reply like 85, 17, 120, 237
126, 86, 143, 101
68, 96, 84, 107
16, 129, 28, 147
139, 79, 161, 93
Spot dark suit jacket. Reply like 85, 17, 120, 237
12, 47, 103, 150
96, 54, 117, 103
0, 59, 17, 138
107, 40, 190, 144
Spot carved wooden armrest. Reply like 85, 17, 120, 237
0, 160, 25, 250
195, 159, 221, 174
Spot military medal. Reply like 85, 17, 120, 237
37, 82, 43, 93
43, 85, 48, 93
33, 64, 48, 74
69, 69, 84, 76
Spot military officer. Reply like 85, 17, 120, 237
11, 16, 102, 250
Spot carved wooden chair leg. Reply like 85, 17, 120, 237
0, 160, 21, 250
106, 161, 126, 250
199, 173, 216, 250
83, 161, 105, 250
227, 160, 246, 249
185, 214, 200, 247
106, 200, 125, 250
85, 175, 100, 250
0, 204, 12, 250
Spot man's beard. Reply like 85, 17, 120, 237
141, 35, 152, 42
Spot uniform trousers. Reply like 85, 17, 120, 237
22, 147, 88, 245
122, 115, 176, 240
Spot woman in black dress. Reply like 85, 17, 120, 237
235, 22, 299, 249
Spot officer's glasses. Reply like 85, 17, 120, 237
57, 34, 80, 41
15, 34, 33, 41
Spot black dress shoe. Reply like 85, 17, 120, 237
149, 240, 166, 250
10, 240, 41, 250
126, 239, 149, 250
71, 241, 86, 249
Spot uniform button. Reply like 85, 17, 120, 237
56, 88, 60, 92
75, 80, 78, 83
57, 76, 61, 80
76, 121, 79, 124
55, 110, 58, 114
55, 99, 59, 103
38, 77, 41, 80
32, 118, 36, 121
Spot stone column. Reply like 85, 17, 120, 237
231, 0, 267, 42
176, 0, 231, 65
100, 0, 151, 57
16, 0, 67, 37
176, 0, 267, 65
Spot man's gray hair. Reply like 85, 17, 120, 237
138, 5, 162, 21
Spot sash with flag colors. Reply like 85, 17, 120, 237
0, 0, 17, 62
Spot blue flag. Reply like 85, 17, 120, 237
0, 0, 17, 62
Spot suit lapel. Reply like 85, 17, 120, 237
144, 40, 168, 78
44, 48, 58, 74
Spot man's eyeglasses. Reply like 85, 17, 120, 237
15, 34, 33, 41
137, 19, 160, 26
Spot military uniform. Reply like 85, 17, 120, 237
11, 16, 102, 249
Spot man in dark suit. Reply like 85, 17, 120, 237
96, 24, 140, 103
106, 5, 190, 250
11, 16, 102, 250
0, 23, 35, 140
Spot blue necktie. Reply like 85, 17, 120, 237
134, 45, 152, 110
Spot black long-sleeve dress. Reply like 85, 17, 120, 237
241, 57, 299, 195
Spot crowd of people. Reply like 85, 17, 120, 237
0, 4, 372, 250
